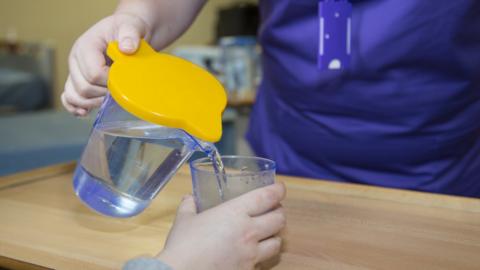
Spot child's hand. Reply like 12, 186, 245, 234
62, 13, 148, 116
61, 0, 206, 116
157, 182, 287, 270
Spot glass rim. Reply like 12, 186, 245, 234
189, 155, 276, 176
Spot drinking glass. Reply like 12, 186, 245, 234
190, 156, 276, 212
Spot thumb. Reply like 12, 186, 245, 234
114, 14, 147, 54
176, 195, 197, 219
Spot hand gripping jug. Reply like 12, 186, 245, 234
73, 40, 226, 218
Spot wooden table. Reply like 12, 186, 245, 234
1, 163, 479, 270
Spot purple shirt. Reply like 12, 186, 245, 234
247, 0, 480, 197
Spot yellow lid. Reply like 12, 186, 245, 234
106, 40, 227, 142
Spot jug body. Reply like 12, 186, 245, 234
73, 94, 199, 218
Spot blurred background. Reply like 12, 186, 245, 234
0, 0, 260, 175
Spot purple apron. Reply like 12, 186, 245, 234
247, 0, 480, 197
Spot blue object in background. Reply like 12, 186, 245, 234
0, 68, 49, 111
0, 110, 92, 176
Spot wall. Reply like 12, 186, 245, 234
0, 0, 253, 109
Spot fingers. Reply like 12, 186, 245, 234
62, 78, 87, 116
231, 182, 286, 217
114, 13, 147, 54
175, 195, 197, 219
73, 45, 110, 88
256, 236, 282, 264
117, 22, 141, 53
69, 56, 108, 99
63, 76, 105, 115
252, 206, 286, 241
61, 14, 148, 116
62, 28, 109, 115
63, 37, 109, 115
61, 91, 78, 115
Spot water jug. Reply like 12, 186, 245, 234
73, 40, 226, 218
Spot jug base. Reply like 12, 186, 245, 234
73, 166, 149, 218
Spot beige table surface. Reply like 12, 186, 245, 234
0, 162, 479, 270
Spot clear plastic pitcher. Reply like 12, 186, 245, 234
73, 94, 207, 218
73, 40, 226, 218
